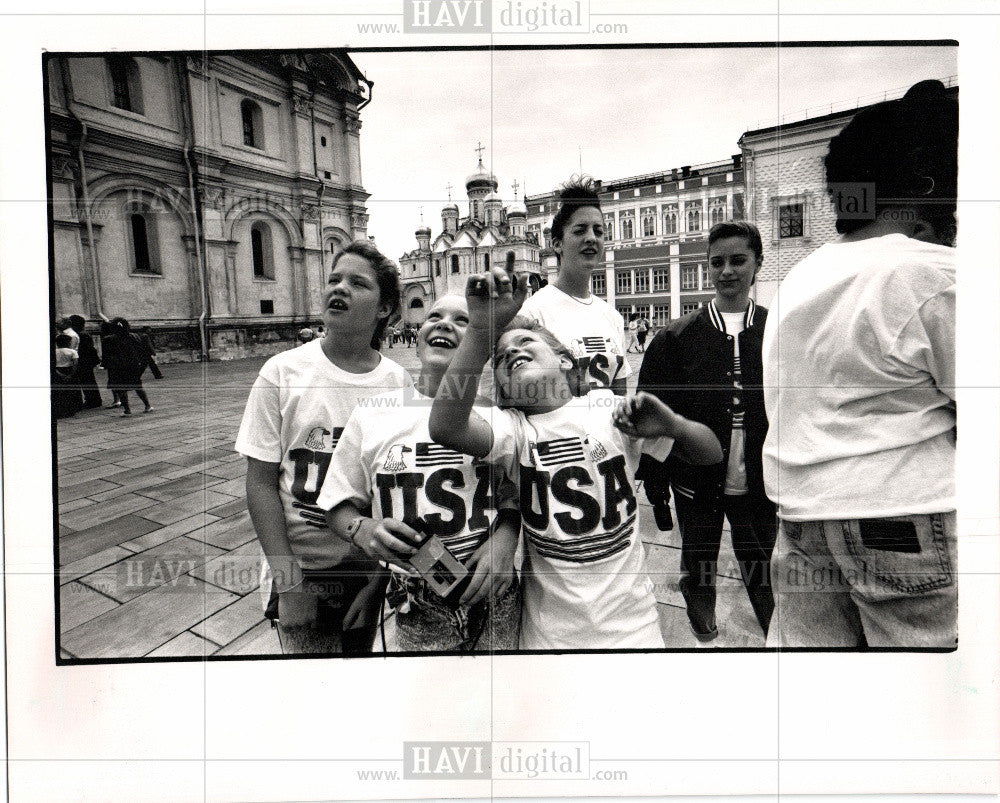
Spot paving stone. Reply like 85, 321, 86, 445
137, 473, 222, 503
206, 497, 247, 518
120, 512, 221, 553
146, 631, 219, 658
60, 545, 133, 584
58, 478, 122, 502
59, 494, 158, 532
212, 619, 282, 657
59, 514, 161, 565
202, 460, 248, 480
198, 511, 257, 551
191, 592, 267, 646
60, 577, 239, 660
58, 497, 97, 514
139, 489, 239, 526
59, 582, 120, 632
79, 535, 227, 603
189, 540, 263, 595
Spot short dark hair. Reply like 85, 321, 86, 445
331, 240, 402, 350
550, 175, 602, 243
825, 79, 958, 236
708, 220, 764, 263
55, 334, 72, 348
68, 315, 86, 331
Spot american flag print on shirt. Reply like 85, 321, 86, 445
531, 437, 585, 467
580, 336, 610, 354
414, 442, 465, 467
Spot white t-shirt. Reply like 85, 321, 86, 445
718, 309, 748, 496
316, 389, 511, 566
518, 285, 632, 390
485, 390, 671, 650
762, 233, 955, 520
235, 340, 413, 569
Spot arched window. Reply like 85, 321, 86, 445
450, 255, 459, 274
241, 99, 264, 149
483, 253, 490, 272
710, 201, 727, 227
250, 221, 274, 280
128, 209, 160, 275
107, 56, 143, 115
686, 207, 701, 232
409, 298, 424, 309
663, 206, 678, 235
621, 217, 634, 240
604, 215, 614, 241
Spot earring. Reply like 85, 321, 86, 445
916, 175, 936, 196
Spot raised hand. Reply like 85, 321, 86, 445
465, 267, 528, 336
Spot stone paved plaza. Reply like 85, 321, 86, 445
55, 345, 764, 660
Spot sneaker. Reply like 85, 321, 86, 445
689, 621, 719, 643
121, 410, 132, 417
106, 402, 122, 408
143, 406, 154, 413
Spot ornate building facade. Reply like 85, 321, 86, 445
48, 50, 373, 361
398, 151, 542, 324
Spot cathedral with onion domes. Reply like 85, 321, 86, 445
397, 145, 543, 325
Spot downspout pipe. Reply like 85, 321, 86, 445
184, 140, 209, 362
58, 58, 106, 322
176, 57, 210, 361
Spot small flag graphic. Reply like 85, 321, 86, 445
415, 442, 464, 467
534, 437, 585, 466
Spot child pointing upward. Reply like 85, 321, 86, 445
430, 269, 722, 650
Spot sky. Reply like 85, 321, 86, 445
350, 46, 956, 262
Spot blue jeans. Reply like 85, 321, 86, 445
766, 512, 957, 648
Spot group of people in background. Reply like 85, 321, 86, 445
52, 315, 160, 419
384, 321, 418, 348
224, 78, 956, 654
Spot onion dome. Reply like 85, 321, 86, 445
506, 198, 527, 217
466, 158, 498, 193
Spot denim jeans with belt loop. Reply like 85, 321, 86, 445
766, 512, 957, 648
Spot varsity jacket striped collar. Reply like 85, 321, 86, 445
706, 298, 756, 333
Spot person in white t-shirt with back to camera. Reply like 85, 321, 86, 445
762, 79, 958, 648
236, 241, 412, 655
518, 176, 631, 395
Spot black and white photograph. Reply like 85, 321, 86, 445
47, 42, 961, 660
3, 2, 1000, 800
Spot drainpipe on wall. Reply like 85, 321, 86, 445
58, 58, 106, 322
184, 140, 209, 362
311, 90, 328, 313
176, 57, 210, 361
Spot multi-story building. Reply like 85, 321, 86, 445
525, 156, 745, 327
47, 50, 373, 361
739, 77, 958, 307
398, 153, 542, 324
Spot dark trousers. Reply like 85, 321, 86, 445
77, 367, 103, 408
673, 490, 777, 636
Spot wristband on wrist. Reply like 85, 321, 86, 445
492, 508, 522, 536
345, 515, 366, 546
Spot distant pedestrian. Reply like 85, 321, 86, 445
297, 327, 316, 345
69, 315, 102, 409
137, 327, 163, 379
625, 314, 640, 353
100, 318, 153, 416
52, 333, 81, 419
56, 317, 80, 350
636, 316, 650, 352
